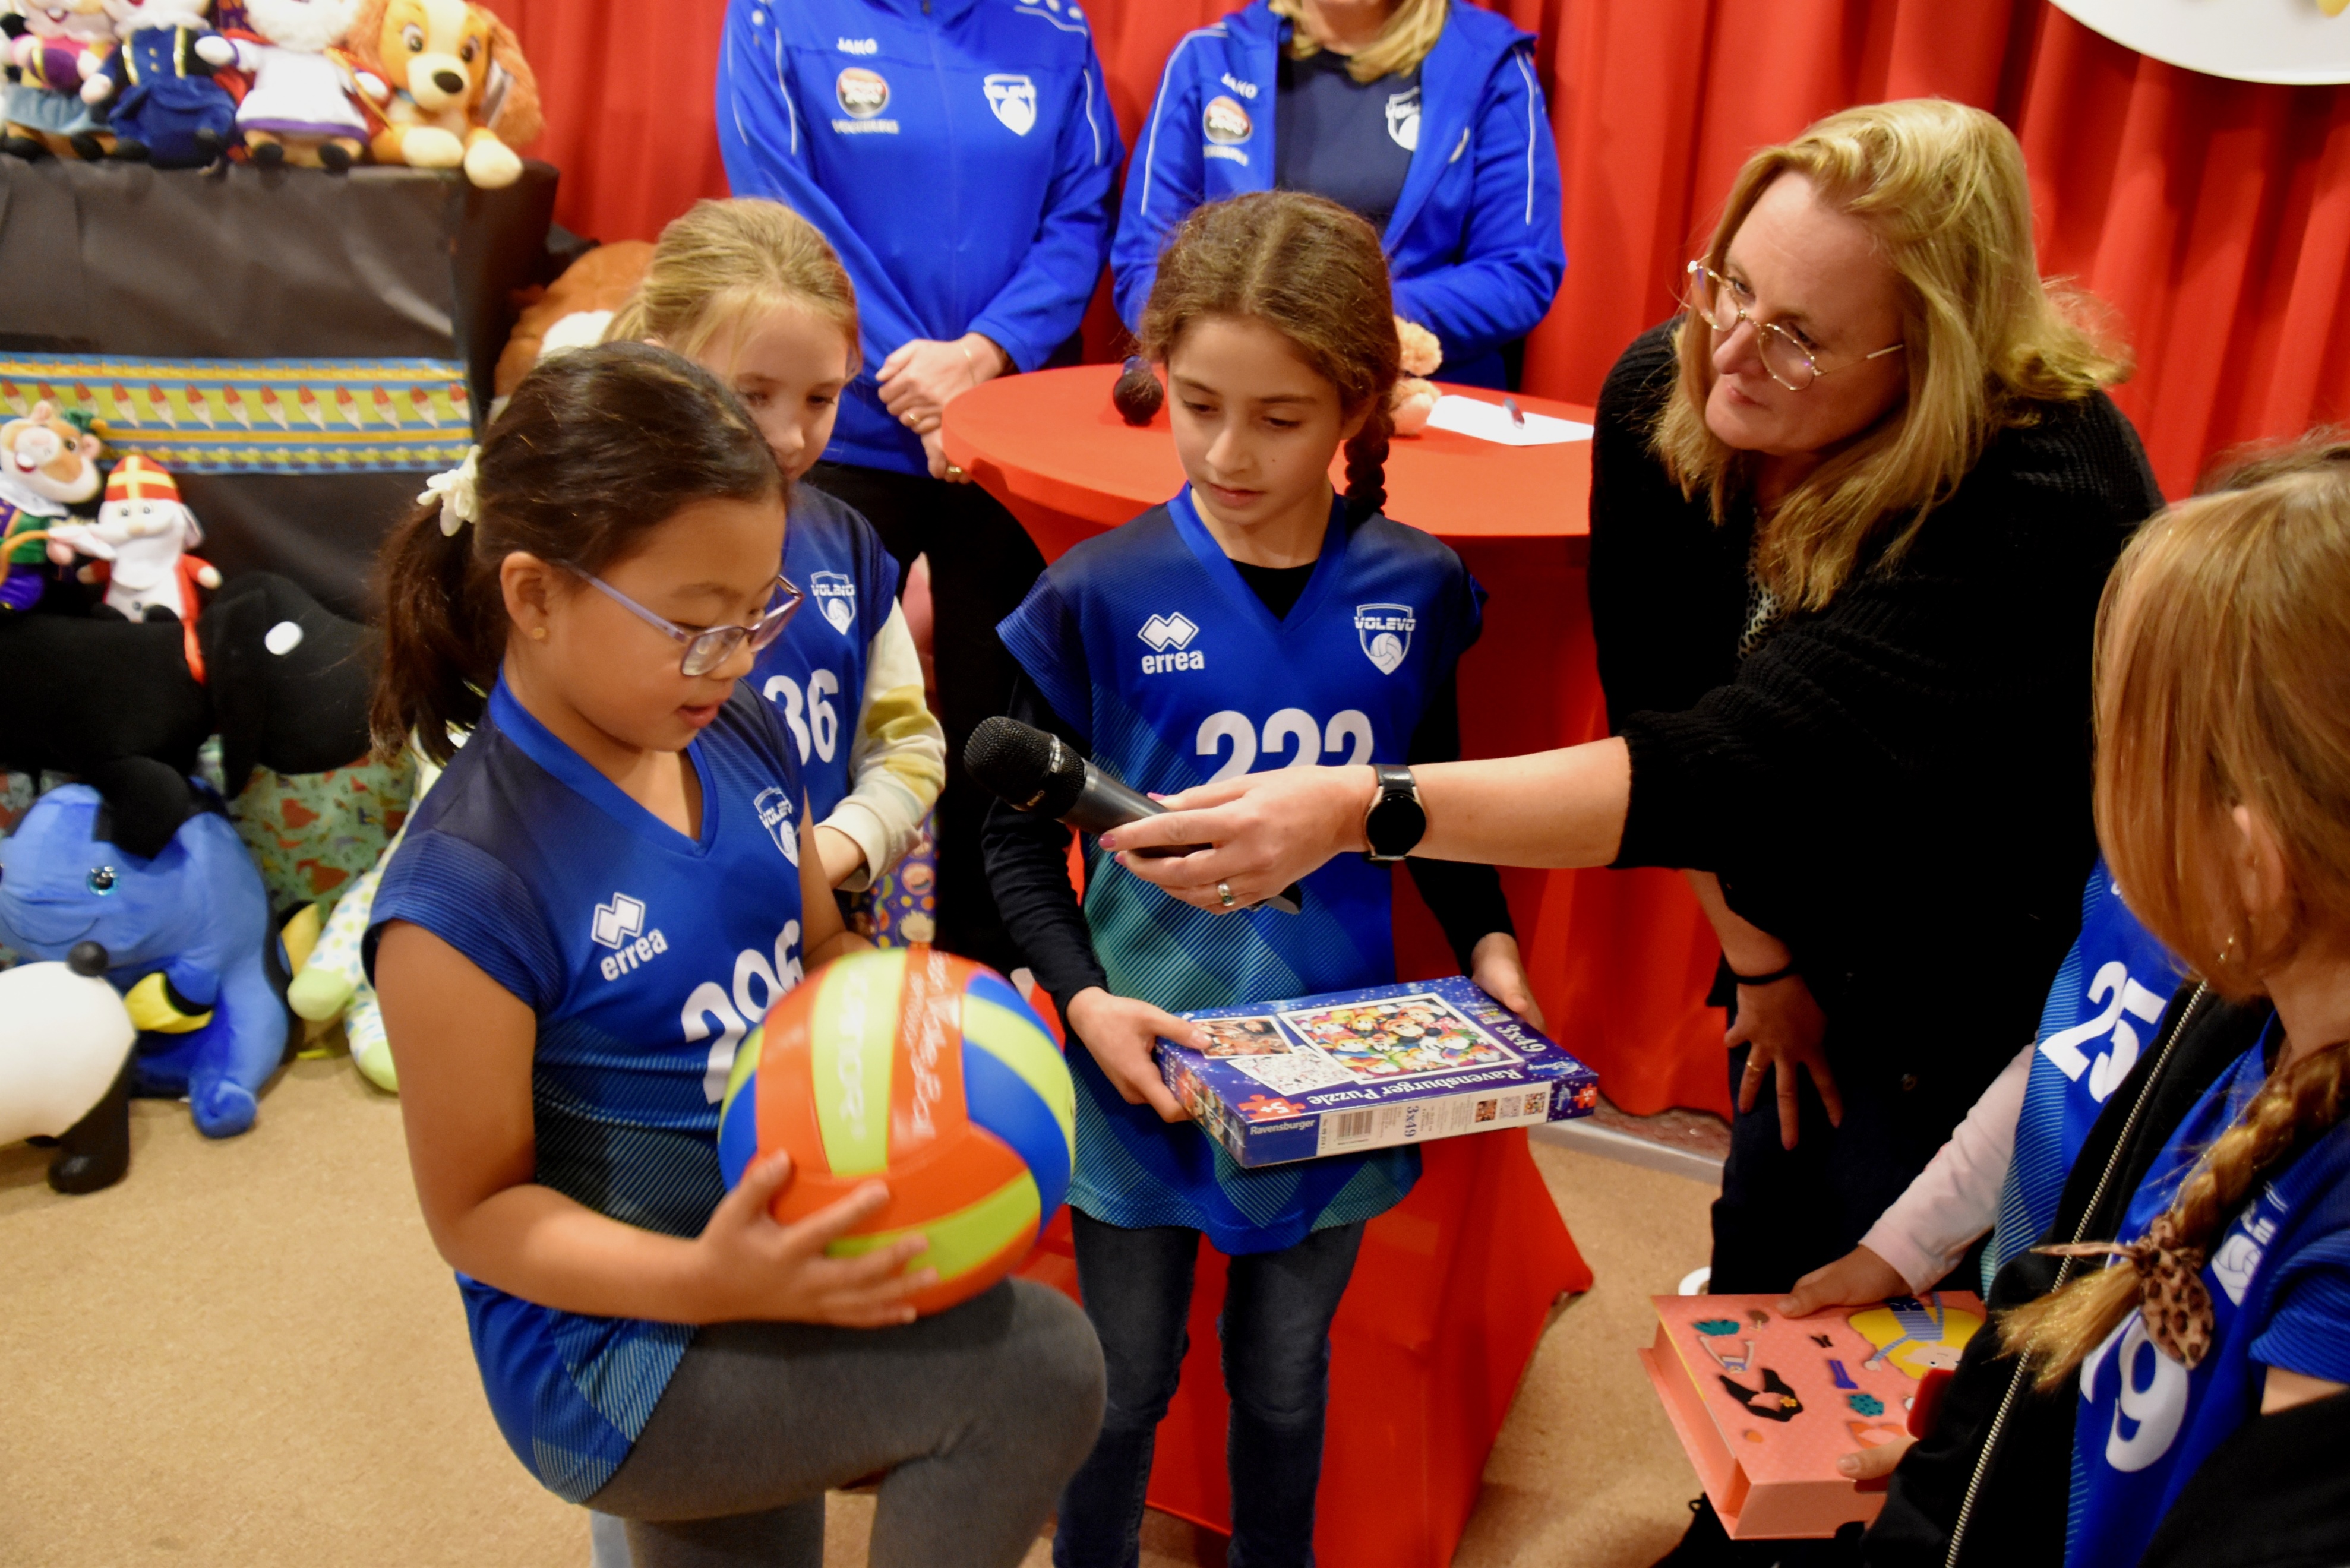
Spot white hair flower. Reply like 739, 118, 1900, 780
421, 447, 482, 536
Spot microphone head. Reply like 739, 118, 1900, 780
964, 716, 1086, 818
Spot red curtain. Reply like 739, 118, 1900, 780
481, 0, 2347, 1113
488, 0, 2350, 494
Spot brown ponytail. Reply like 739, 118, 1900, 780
1998, 438, 2350, 1386
371, 342, 782, 763
1138, 191, 1401, 525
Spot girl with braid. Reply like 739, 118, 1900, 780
1860, 442, 2350, 1568
980, 190, 1533, 1568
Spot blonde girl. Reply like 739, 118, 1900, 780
608, 198, 945, 896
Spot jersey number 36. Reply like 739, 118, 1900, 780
765, 671, 844, 765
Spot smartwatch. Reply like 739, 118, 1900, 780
1363, 764, 1427, 864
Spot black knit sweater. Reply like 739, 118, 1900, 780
1590, 323, 2163, 1105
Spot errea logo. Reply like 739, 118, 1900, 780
1138, 612, 1204, 674
593, 893, 669, 982
1139, 613, 1197, 651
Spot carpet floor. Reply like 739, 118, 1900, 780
1, 1055, 1714, 1567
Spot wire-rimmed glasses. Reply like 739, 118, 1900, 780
1683, 261, 1905, 392
570, 567, 803, 677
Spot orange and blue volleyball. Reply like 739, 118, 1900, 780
718, 945, 1075, 1315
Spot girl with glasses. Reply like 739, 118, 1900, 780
366, 343, 1103, 1568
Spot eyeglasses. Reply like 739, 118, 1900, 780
568, 567, 803, 677
1683, 261, 1904, 392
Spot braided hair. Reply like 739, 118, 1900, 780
1999, 440, 2350, 1387
1137, 191, 1401, 525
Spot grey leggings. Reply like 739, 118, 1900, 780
585, 1279, 1105, 1568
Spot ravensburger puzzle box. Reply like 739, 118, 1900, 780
1153, 976, 1599, 1168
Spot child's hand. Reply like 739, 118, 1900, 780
1065, 987, 1201, 1123
1777, 1244, 1907, 1317
1837, 1434, 1913, 1482
693, 1152, 935, 1327
1470, 932, 1544, 1030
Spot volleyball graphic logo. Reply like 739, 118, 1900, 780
718, 945, 1075, 1314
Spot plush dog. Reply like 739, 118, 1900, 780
80, 0, 241, 167
0, 759, 293, 1138
219, 0, 366, 169
0, 400, 105, 614
347, 0, 538, 188
1, 0, 118, 158
0, 941, 137, 1191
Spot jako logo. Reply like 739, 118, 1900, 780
1219, 72, 1258, 100
836, 36, 878, 53
754, 786, 801, 865
593, 893, 669, 982
1354, 603, 1415, 675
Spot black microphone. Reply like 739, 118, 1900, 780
966, 716, 1302, 915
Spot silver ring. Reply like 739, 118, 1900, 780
1217, 881, 1236, 909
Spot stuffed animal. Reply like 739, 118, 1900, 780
0, 570, 377, 795
80, 0, 239, 166
0, 759, 293, 1137
218, 0, 365, 169
347, 0, 539, 189
286, 740, 447, 1092
46, 455, 221, 630
0, 940, 137, 1191
1, 0, 117, 159
0, 400, 104, 615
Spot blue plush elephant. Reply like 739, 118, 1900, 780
0, 775, 288, 1137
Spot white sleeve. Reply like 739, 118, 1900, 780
820, 601, 946, 893
1859, 1039, 2035, 1292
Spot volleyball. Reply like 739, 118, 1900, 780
717, 944, 1075, 1315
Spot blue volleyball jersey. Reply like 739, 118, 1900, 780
366, 679, 810, 1504
1988, 861, 2187, 1288
754, 481, 902, 826
997, 487, 1484, 1252
2066, 1028, 2350, 1568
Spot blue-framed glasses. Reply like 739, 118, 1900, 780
568, 567, 803, 677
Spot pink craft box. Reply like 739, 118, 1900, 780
1638, 1291, 1986, 1539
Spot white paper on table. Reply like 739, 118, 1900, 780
1423, 394, 1593, 447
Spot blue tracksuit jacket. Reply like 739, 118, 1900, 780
1113, 1, 1565, 388
715, 0, 1123, 475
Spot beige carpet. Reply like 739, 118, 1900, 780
0, 1054, 1713, 1567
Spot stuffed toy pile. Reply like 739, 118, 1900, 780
1, 0, 540, 181
0, 411, 405, 1179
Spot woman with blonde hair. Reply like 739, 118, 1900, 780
1860, 440, 2350, 1568
1113, 0, 1565, 389
1098, 103, 2168, 1555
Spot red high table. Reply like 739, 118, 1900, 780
947, 366, 1724, 1567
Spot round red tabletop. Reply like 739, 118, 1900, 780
940, 363, 1593, 562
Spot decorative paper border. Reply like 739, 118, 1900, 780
1, 355, 475, 475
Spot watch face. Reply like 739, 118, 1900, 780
1368, 792, 1427, 859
